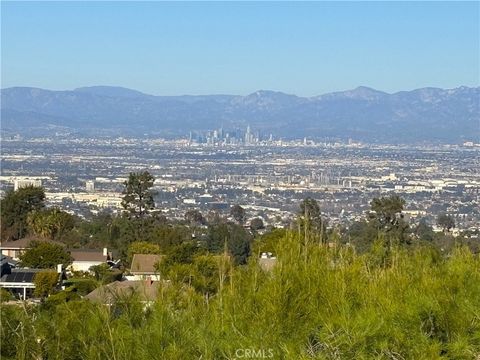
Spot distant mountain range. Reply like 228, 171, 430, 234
1, 85, 479, 143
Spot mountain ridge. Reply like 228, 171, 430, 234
1, 85, 479, 143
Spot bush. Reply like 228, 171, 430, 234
90, 264, 123, 284
0, 288, 13, 302
63, 278, 99, 296
33, 270, 59, 298
3, 230, 480, 359
19, 241, 72, 268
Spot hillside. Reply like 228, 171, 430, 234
1, 85, 479, 142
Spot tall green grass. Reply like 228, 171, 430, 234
2, 231, 479, 359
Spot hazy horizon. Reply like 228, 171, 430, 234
2, 2, 479, 97
2, 83, 479, 98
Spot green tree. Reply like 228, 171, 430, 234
250, 217, 264, 231
299, 197, 321, 221
206, 210, 223, 225
162, 254, 231, 296
150, 224, 191, 250
185, 209, 204, 225
347, 220, 379, 252
207, 223, 251, 264
298, 197, 327, 244
230, 204, 246, 224
437, 213, 455, 232
89, 263, 122, 284
369, 195, 406, 231
161, 242, 199, 267
369, 195, 410, 245
190, 255, 223, 295
121, 171, 157, 242
121, 171, 156, 219
0, 186, 45, 240
415, 219, 435, 242
127, 241, 161, 264
254, 228, 287, 254
19, 241, 72, 269
33, 270, 59, 299
62, 278, 98, 296
27, 208, 75, 240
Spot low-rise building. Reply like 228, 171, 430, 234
69, 248, 111, 272
85, 280, 161, 305
127, 254, 164, 281
0, 237, 66, 261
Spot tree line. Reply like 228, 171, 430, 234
0, 171, 472, 269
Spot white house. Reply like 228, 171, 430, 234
69, 248, 110, 272
126, 254, 164, 281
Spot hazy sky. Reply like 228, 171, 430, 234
1, 1, 479, 96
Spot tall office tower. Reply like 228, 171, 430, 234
86, 180, 95, 192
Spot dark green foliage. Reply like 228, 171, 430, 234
122, 171, 163, 250
228, 230, 251, 264
103, 270, 123, 284
159, 251, 231, 295
0, 306, 19, 358
3, 192, 480, 358
19, 240, 72, 268
369, 194, 411, 245
27, 207, 75, 240
150, 223, 191, 249
63, 278, 98, 296
298, 197, 327, 244
1, 304, 42, 359
90, 263, 122, 284
189, 255, 225, 294
161, 242, 200, 267
437, 213, 456, 232
65, 212, 118, 248
299, 197, 321, 220
0, 185, 45, 240
121, 171, 156, 219
249, 217, 264, 231
70, 213, 190, 261
230, 204, 246, 224
206, 210, 223, 225
347, 220, 380, 252
369, 194, 406, 230
415, 218, 435, 242
42, 287, 82, 310
206, 223, 251, 264
184, 209, 204, 225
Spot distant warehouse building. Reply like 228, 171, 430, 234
14, 179, 42, 191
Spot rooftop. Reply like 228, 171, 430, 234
130, 254, 164, 274
70, 249, 109, 262
0, 236, 65, 250
85, 280, 162, 303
